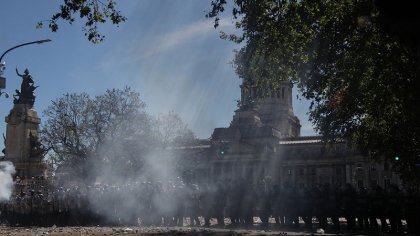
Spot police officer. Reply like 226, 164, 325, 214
356, 187, 369, 230
387, 185, 402, 233
341, 184, 357, 230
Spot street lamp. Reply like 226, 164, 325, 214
0, 39, 51, 97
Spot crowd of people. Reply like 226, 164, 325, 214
1, 178, 419, 234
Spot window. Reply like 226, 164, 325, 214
357, 180, 364, 188
281, 87, 285, 99
384, 162, 389, 171
311, 168, 316, 175
336, 167, 342, 175
287, 169, 292, 175
385, 179, 391, 188
370, 180, 378, 187
214, 164, 222, 176
299, 168, 304, 176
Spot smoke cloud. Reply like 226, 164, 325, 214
0, 161, 16, 202
82, 145, 187, 224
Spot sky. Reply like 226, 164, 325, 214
0, 0, 316, 150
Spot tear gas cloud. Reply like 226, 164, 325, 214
82, 148, 187, 225
50, 113, 208, 225
0, 161, 16, 202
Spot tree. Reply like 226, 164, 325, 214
41, 88, 197, 183
37, 0, 126, 43
154, 111, 196, 148
41, 87, 153, 180
207, 0, 420, 184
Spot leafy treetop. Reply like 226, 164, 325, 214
37, 0, 126, 44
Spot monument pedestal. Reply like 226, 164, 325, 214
4, 99, 46, 179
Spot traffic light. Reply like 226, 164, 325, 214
219, 147, 225, 155
394, 156, 399, 161
216, 141, 229, 157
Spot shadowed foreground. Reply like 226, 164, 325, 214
0, 226, 367, 236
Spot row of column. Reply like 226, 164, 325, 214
241, 86, 288, 101
209, 161, 349, 188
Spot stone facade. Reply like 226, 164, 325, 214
4, 103, 46, 179
193, 81, 401, 190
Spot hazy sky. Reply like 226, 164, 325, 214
0, 1, 316, 149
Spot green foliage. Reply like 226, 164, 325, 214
207, 0, 420, 185
154, 111, 196, 148
37, 0, 126, 43
41, 87, 152, 178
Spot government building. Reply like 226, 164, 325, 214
189, 81, 401, 190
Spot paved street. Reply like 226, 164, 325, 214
0, 226, 372, 236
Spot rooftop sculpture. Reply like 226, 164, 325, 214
14, 68, 38, 105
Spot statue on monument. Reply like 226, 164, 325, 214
29, 132, 44, 158
14, 68, 38, 105
2, 133, 5, 155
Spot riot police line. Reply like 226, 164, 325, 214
1, 179, 419, 234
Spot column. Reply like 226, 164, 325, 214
345, 164, 352, 184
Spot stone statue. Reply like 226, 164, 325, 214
17, 68, 34, 92
29, 132, 43, 157
2, 133, 5, 155
14, 68, 38, 105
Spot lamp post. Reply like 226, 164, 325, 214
0, 39, 51, 97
